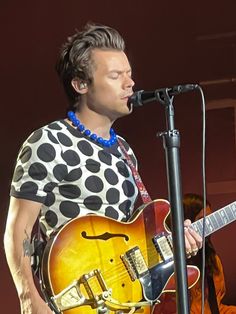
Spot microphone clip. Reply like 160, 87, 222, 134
129, 84, 199, 107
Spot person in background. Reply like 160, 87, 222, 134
156, 193, 236, 314
183, 193, 236, 313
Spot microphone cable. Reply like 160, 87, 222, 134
196, 85, 207, 314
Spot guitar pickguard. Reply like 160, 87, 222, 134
140, 260, 175, 302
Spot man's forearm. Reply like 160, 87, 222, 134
4, 228, 40, 301
4, 198, 53, 313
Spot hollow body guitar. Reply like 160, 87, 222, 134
41, 199, 236, 313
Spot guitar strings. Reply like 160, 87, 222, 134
73, 246, 170, 292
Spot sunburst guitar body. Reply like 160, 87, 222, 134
41, 199, 201, 313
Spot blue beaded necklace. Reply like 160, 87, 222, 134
67, 110, 117, 147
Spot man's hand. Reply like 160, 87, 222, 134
184, 219, 202, 259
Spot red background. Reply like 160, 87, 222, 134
1, 0, 236, 311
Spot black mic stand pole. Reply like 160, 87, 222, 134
157, 89, 189, 314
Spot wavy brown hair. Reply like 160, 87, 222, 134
55, 23, 125, 110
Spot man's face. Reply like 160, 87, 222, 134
86, 49, 135, 121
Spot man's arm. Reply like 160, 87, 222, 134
4, 197, 53, 314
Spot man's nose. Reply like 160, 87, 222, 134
124, 75, 135, 89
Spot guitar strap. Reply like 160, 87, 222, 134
31, 218, 46, 277
118, 138, 152, 204
207, 274, 220, 314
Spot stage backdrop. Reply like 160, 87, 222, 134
1, 0, 236, 312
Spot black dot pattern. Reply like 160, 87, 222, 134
43, 182, 58, 192
59, 184, 81, 199
104, 169, 118, 185
53, 164, 68, 181
105, 206, 119, 219
59, 201, 80, 218
65, 168, 82, 181
37, 143, 56, 162
106, 188, 120, 204
57, 132, 73, 147
98, 150, 112, 165
29, 163, 48, 180
78, 140, 94, 156
84, 195, 103, 211
61, 150, 80, 166
116, 161, 130, 178
85, 176, 104, 193
19, 146, 32, 163
13, 165, 24, 182
20, 181, 38, 194
119, 199, 132, 213
48, 122, 62, 130
122, 180, 135, 197
45, 210, 58, 227
44, 192, 55, 207
85, 159, 100, 173
47, 131, 59, 144
10, 120, 139, 236
28, 129, 43, 143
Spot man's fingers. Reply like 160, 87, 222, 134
188, 227, 202, 249
184, 226, 202, 258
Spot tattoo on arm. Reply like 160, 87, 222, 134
23, 230, 33, 257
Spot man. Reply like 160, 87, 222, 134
4, 23, 202, 314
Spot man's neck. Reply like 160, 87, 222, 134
74, 107, 114, 139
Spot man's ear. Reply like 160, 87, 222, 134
71, 78, 88, 94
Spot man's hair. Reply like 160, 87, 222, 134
56, 23, 125, 110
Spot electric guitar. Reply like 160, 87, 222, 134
40, 199, 236, 314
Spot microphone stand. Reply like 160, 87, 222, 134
157, 89, 189, 314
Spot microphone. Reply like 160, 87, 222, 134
129, 84, 199, 107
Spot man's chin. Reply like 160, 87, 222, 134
113, 109, 132, 121
121, 104, 133, 117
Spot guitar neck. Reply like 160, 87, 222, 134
191, 201, 236, 237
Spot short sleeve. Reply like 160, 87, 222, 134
10, 127, 66, 203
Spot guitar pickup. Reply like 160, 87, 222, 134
121, 246, 149, 281
153, 233, 173, 262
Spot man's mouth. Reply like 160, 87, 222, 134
120, 93, 134, 111
121, 92, 133, 99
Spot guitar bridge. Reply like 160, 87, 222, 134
51, 269, 111, 311
121, 246, 149, 281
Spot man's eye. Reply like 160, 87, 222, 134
109, 73, 119, 79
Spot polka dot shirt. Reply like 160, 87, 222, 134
10, 120, 139, 236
